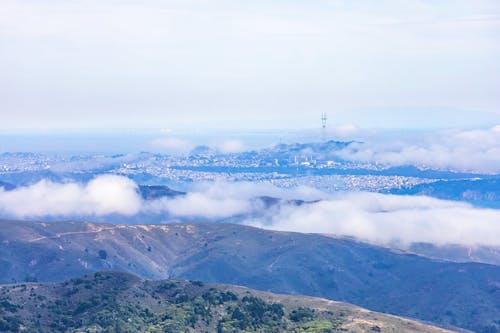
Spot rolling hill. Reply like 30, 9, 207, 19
0, 271, 459, 333
0, 220, 499, 332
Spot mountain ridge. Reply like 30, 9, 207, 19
0, 220, 498, 332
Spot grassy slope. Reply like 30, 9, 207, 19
0, 271, 458, 333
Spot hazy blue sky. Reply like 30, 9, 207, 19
1, 0, 499, 130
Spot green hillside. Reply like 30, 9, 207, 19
0, 271, 457, 333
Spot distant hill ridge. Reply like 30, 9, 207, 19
389, 178, 500, 209
0, 181, 15, 191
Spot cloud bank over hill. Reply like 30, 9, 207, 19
335, 126, 500, 174
247, 192, 500, 247
146, 181, 325, 219
0, 176, 499, 246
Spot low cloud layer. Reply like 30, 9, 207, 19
146, 181, 324, 219
335, 126, 500, 174
0, 177, 499, 247
0, 175, 142, 217
247, 192, 500, 247
148, 193, 254, 220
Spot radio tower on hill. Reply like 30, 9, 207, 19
321, 112, 327, 142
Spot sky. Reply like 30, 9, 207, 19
1, 0, 499, 131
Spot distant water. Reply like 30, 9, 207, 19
0, 128, 336, 154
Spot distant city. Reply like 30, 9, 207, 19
1, 139, 498, 208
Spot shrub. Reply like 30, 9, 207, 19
98, 250, 108, 260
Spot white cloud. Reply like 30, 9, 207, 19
0, 175, 141, 217
217, 140, 246, 154
151, 137, 194, 154
246, 191, 500, 247
145, 181, 324, 219
335, 126, 500, 173
0, 178, 499, 247
147, 193, 255, 219
0, 178, 324, 219
327, 124, 360, 138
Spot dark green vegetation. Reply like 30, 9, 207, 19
0, 221, 499, 332
0, 271, 456, 333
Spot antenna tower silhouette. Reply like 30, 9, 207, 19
321, 112, 327, 141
